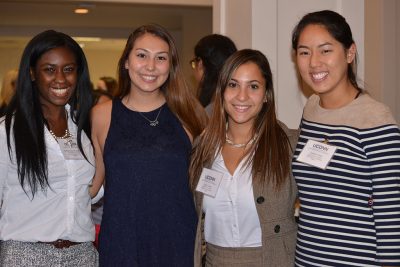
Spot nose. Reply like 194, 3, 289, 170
55, 69, 66, 84
236, 87, 249, 101
146, 58, 156, 71
309, 52, 321, 68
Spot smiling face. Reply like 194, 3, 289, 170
223, 62, 266, 129
124, 33, 170, 95
32, 46, 77, 110
296, 24, 355, 98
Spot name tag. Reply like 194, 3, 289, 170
58, 136, 84, 160
195, 168, 223, 197
296, 139, 337, 169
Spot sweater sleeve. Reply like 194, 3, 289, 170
363, 124, 400, 265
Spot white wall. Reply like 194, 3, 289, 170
181, 8, 213, 91
0, 47, 24, 86
84, 48, 123, 88
0, 5, 212, 93
365, 0, 400, 123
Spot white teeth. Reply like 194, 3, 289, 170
312, 72, 328, 81
142, 75, 156, 81
234, 105, 250, 111
51, 88, 68, 97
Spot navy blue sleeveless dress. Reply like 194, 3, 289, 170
98, 99, 197, 266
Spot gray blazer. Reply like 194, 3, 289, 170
193, 124, 298, 267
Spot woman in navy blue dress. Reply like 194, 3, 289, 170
91, 24, 207, 266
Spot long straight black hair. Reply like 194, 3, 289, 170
4, 30, 93, 196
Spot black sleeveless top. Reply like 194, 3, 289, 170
99, 99, 197, 267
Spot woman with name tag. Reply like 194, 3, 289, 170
91, 24, 207, 266
0, 30, 98, 266
189, 49, 298, 266
291, 10, 400, 266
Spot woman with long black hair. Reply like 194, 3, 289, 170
0, 30, 98, 266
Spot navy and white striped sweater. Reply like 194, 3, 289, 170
292, 94, 400, 267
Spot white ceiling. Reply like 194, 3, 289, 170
0, 0, 212, 50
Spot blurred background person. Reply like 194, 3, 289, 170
96, 76, 118, 97
92, 82, 112, 106
92, 76, 117, 105
0, 69, 18, 116
191, 34, 237, 115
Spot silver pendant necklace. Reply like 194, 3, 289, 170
137, 106, 163, 127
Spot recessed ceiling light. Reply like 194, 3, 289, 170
73, 37, 101, 42
74, 3, 95, 14
74, 8, 89, 14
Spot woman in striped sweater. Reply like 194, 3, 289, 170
291, 10, 400, 267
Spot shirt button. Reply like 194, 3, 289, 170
256, 196, 265, 204
274, 225, 280, 233
69, 196, 74, 201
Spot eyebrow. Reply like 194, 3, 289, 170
39, 62, 76, 67
230, 78, 261, 84
297, 42, 333, 49
135, 48, 169, 54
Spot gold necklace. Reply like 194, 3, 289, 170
225, 133, 256, 148
49, 128, 72, 139
47, 109, 72, 139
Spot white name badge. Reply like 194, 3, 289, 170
195, 168, 223, 198
297, 139, 337, 169
58, 136, 84, 160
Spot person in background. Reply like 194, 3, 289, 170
96, 76, 118, 97
190, 34, 237, 115
92, 84, 112, 107
0, 30, 98, 266
291, 10, 400, 266
190, 49, 298, 267
91, 24, 207, 266
0, 69, 18, 116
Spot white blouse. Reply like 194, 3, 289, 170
202, 151, 262, 247
0, 108, 95, 242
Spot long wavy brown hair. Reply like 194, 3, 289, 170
117, 24, 207, 138
189, 49, 291, 190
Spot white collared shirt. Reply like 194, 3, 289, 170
0, 108, 95, 242
202, 151, 262, 247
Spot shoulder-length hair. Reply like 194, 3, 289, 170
117, 24, 207, 138
189, 49, 291, 190
5, 30, 93, 195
